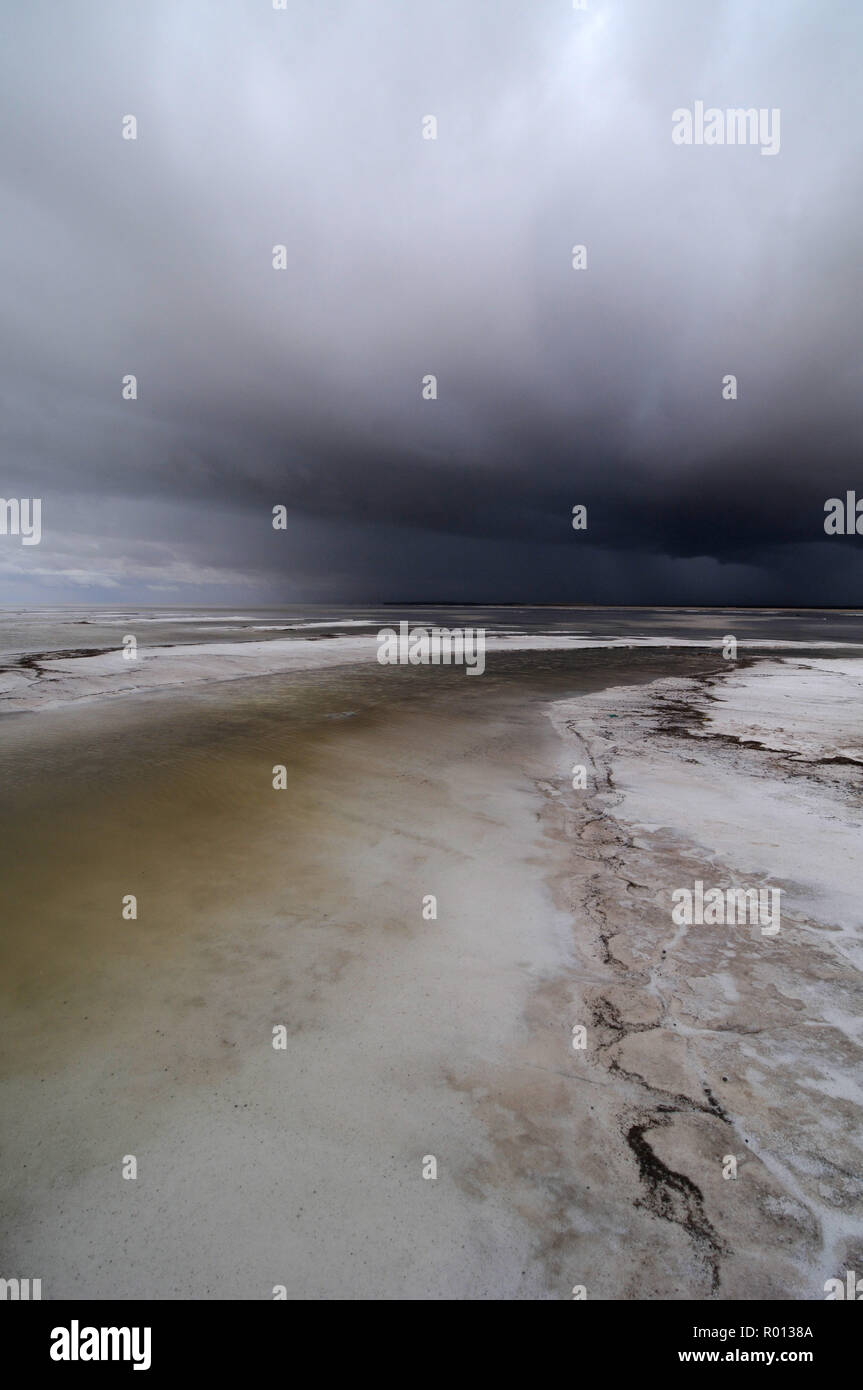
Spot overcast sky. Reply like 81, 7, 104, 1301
1, 0, 861, 605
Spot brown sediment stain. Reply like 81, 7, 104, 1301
587, 988, 732, 1290
626, 1115, 728, 1293
12, 647, 109, 667
3, 648, 109, 681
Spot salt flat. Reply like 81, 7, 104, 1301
1, 645, 860, 1298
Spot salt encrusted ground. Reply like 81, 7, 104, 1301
537, 655, 863, 1297
0, 648, 860, 1298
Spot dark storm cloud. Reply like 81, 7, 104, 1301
1, 0, 861, 602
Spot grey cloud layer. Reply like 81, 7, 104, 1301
1, 0, 861, 601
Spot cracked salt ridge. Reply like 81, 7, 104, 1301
552, 657, 863, 953
1, 633, 860, 715
546, 654, 863, 1296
